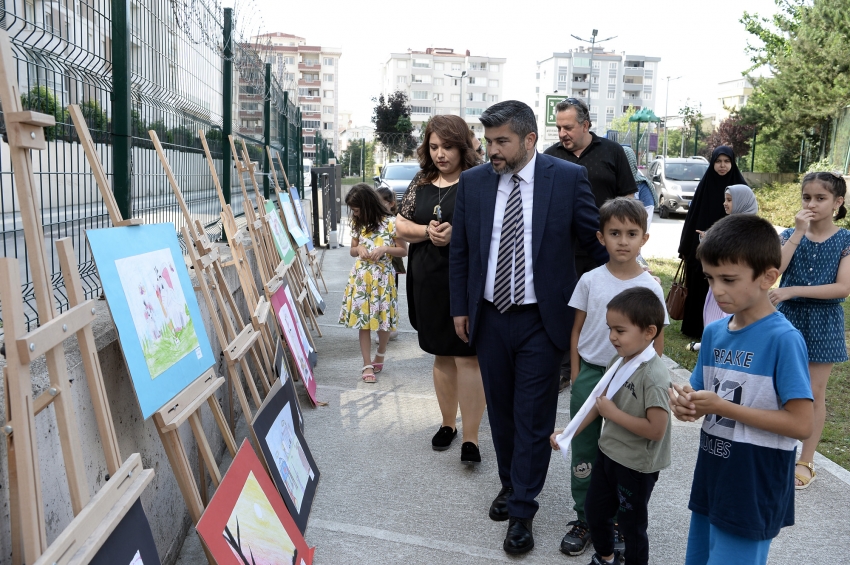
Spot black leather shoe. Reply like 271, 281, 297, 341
431, 426, 456, 451
488, 485, 513, 521
503, 517, 534, 555
460, 442, 481, 465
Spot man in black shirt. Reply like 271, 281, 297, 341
544, 97, 636, 558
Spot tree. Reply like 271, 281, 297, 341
371, 91, 417, 160
705, 111, 756, 159
609, 105, 637, 135
679, 102, 705, 156
340, 139, 375, 178
20, 86, 67, 140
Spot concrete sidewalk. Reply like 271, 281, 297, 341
177, 240, 850, 564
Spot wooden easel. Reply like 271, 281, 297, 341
0, 28, 153, 565
273, 150, 328, 293
149, 130, 273, 397
70, 103, 238, 557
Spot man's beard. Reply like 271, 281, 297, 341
491, 144, 529, 175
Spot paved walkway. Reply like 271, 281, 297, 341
176, 212, 850, 563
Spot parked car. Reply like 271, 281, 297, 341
648, 157, 709, 218
374, 162, 421, 201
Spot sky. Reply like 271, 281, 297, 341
234, 0, 779, 127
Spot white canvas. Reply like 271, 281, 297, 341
264, 400, 311, 512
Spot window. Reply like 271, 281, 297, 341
536, 72, 540, 79
304, 136, 314, 145
302, 72, 319, 82
411, 106, 432, 115
397, 75, 407, 84
488, 79, 499, 88
451, 63, 461, 71
397, 60, 408, 68
466, 107, 484, 116
491, 64, 500, 72
304, 152, 315, 158
323, 73, 334, 82
488, 94, 498, 102
433, 78, 444, 86
642, 91, 652, 100
592, 61, 600, 69
303, 120, 320, 129
323, 122, 333, 130
590, 89, 600, 99
323, 90, 334, 98
534, 100, 539, 107
413, 58, 431, 68
574, 57, 590, 67
283, 73, 295, 83
323, 57, 334, 66
559, 74, 568, 83
607, 91, 616, 99
299, 88, 319, 97
467, 76, 481, 86
606, 107, 615, 116
450, 94, 460, 102
535, 86, 540, 93
644, 77, 653, 86
412, 90, 429, 100
301, 104, 320, 112
434, 62, 444, 70
468, 92, 485, 101
624, 60, 645, 68
609, 62, 619, 69
303, 58, 319, 66
412, 74, 432, 83
323, 105, 334, 113
591, 105, 599, 115
591, 75, 599, 84
469, 62, 486, 71
434, 93, 444, 102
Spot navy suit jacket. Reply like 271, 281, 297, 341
449, 152, 608, 351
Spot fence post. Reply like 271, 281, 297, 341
263, 63, 271, 199
297, 108, 304, 192
111, 0, 132, 220
282, 92, 290, 184
222, 7, 233, 205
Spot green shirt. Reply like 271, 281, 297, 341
598, 354, 672, 473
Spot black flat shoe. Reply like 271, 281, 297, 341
460, 442, 481, 465
503, 517, 534, 555
431, 426, 457, 451
488, 485, 513, 521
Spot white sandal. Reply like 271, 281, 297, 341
361, 365, 376, 383
373, 350, 387, 374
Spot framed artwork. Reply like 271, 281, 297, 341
252, 369, 320, 533
196, 440, 315, 565
275, 191, 309, 247
274, 339, 304, 433
89, 500, 161, 565
87, 224, 215, 419
306, 274, 325, 314
288, 186, 314, 251
270, 281, 319, 406
264, 201, 296, 265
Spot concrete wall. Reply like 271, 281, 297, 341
742, 172, 799, 187
0, 245, 261, 565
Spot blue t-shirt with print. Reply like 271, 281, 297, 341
688, 312, 813, 540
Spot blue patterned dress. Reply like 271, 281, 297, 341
777, 227, 850, 363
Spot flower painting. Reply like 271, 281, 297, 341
115, 248, 200, 378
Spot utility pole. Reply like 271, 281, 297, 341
570, 29, 616, 115
361, 137, 365, 182
662, 75, 682, 158
445, 70, 467, 119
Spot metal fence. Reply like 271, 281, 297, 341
0, 2, 305, 332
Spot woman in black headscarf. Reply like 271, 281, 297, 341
677, 146, 748, 338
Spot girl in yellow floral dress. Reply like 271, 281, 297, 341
339, 184, 406, 382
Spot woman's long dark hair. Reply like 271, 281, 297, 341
345, 183, 389, 234
416, 115, 481, 185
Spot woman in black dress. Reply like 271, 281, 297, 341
677, 145, 747, 338
397, 116, 485, 464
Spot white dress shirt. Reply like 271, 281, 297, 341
483, 152, 537, 304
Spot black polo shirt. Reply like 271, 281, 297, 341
544, 132, 637, 208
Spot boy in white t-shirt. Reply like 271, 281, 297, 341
560, 198, 669, 557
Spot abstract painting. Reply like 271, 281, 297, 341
89, 500, 161, 565
276, 191, 309, 247
274, 339, 303, 433
264, 201, 296, 265
253, 373, 319, 533
196, 440, 314, 565
88, 224, 215, 419
288, 186, 314, 251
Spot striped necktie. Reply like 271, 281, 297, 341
493, 174, 525, 313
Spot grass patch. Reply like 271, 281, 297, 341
342, 176, 369, 186
648, 256, 850, 470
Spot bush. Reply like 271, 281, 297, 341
131, 110, 147, 137
166, 125, 196, 147
20, 86, 67, 140
805, 158, 839, 175
756, 181, 850, 230
80, 99, 108, 132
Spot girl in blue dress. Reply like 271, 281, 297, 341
769, 172, 850, 490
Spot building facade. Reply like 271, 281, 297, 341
716, 78, 753, 124
381, 48, 506, 138
252, 32, 342, 160
534, 47, 660, 150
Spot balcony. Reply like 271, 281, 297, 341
624, 67, 644, 76
623, 82, 643, 92
572, 80, 589, 89
299, 61, 320, 69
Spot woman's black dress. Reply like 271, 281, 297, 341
399, 182, 476, 357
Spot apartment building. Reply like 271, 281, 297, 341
716, 78, 753, 124
252, 32, 342, 160
534, 47, 660, 150
381, 48, 506, 137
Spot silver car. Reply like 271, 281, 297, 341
374, 162, 421, 202
649, 157, 709, 218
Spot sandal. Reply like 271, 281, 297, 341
794, 460, 816, 490
361, 365, 377, 384
373, 349, 387, 374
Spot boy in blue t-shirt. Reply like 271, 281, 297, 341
669, 214, 814, 565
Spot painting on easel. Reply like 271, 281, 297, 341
89, 500, 161, 565
271, 281, 319, 406
276, 191, 310, 247
196, 440, 315, 565
253, 370, 320, 533
88, 224, 215, 419
265, 201, 296, 265
288, 186, 314, 251
275, 339, 304, 433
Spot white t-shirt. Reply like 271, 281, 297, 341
568, 265, 669, 366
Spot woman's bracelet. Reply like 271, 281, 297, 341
787, 238, 802, 246
425, 225, 429, 238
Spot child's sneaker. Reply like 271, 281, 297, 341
588, 551, 621, 565
560, 520, 592, 555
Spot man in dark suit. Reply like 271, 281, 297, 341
449, 100, 607, 554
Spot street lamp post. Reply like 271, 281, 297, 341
444, 70, 467, 120
662, 75, 682, 158
570, 29, 617, 120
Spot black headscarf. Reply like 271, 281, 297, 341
678, 146, 747, 258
